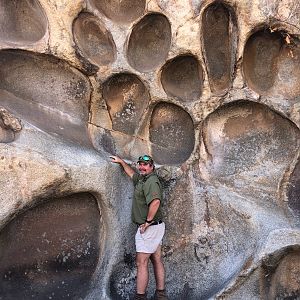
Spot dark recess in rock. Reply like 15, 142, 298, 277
0, 0, 47, 44
161, 55, 203, 102
73, 12, 116, 67
150, 102, 195, 165
0, 193, 101, 299
202, 2, 236, 93
91, 0, 146, 24
201, 100, 300, 192
243, 28, 300, 99
103, 73, 150, 135
243, 29, 283, 93
127, 13, 172, 72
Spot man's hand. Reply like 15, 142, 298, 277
109, 155, 135, 178
110, 155, 123, 164
139, 222, 150, 234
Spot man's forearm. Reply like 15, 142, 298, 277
120, 160, 135, 178
146, 199, 160, 221
139, 199, 161, 234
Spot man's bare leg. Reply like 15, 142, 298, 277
136, 252, 151, 294
150, 246, 165, 290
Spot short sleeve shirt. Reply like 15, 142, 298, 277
131, 172, 163, 224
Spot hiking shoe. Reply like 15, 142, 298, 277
134, 293, 147, 300
154, 289, 168, 300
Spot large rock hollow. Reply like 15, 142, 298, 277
149, 102, 195, 165
0, 0, 47, 44
0, 50, 91, 146
200, 100, 300, 197
0, 193, 102, 299
90, 0, 146, 24
127, 13, 172, 72
243, 29, 282, 93
160, 55, 203, 102
73, 12, 116, 67
201, 2, 237, 94
243, 28, 300, 99
102, 73, 150, 135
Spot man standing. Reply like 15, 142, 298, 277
110, 154, 168, 300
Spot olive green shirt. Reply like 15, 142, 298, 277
131, 171, 163, 224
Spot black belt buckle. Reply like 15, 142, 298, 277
150, 220, 162, 226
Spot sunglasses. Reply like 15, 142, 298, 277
138, 155, 152, 162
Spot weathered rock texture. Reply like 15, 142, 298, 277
0, 0, 300, 299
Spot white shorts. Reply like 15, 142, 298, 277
135, 222, 165, 253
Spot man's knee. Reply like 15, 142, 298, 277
150, 248, 163, 265
136, 253, 150, 268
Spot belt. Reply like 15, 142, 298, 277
136, 220, 163, 226
150, 220, 162, 226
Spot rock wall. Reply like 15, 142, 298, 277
0, 0, 300, 299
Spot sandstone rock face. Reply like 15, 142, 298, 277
0, 0, 300, 299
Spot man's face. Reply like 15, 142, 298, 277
138, 162, 153, 175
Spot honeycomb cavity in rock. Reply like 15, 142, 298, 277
0, 193, 101, 299
200, 101, 300, 193
244, 29, 300, 99
161, 55, 203, 102
0, 50, 91, 145
0, 0, 47, 44
150, 102, 195, 165
243, 29, 282, 93
127, 13, 172, 72
103, 73, 150, 135
73, 12, 116, 67
90, 0, 146, 24
202, 2, 237, 94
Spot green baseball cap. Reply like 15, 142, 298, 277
137, 154, 153, 164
